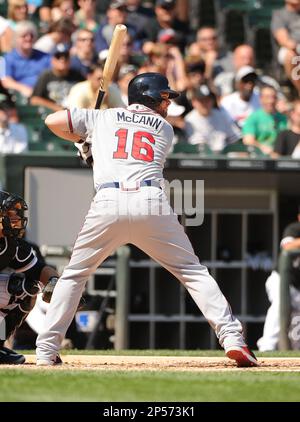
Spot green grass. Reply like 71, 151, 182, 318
0, 370, 300, 402
1, 350, 300, 402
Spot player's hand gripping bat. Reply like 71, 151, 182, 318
76, 24, 127, 166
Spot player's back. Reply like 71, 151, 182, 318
91, 104, 174, 186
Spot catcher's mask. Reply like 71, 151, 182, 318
0, 191, 28, 238
128, 72, 179, 112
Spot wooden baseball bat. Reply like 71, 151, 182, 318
95, 24, 128, 109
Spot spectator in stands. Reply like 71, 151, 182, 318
271, 0, 300, 95
140, 42, 188, 92
140, 42, 166, 73
166, 101, 187, 147
0, 81, 18, 122
7, 0, 28, 30
30, 43, 84, 111
156, 27, 189, 91
125, 0, 154, 43
34, 18, 75, 54
26, 0, 43, 16
113, 32, 146, 73
243, 86, 288, 157
274, 99, 300, 158
176, 58, 206, 115
184, 84, 241, 153
188, 26, 233, 80
116, 0, 154, 48
126, 0, 154, 19
1, 21, 51, 98
116, 63, 138, 105
0, 80, 18, 122
70, 29, 98, 77
67, 63, 124, 109
51, 0, 75, 22
38, 0, 55, 30
220, 66, 261, 128
143, 0, 188, 52
0, 16, 13, 53
214, 44, 282, 99
94, 0, 140, 54
257, 206, 300, 351
98, 32, 145, 84
0, 104, 28, 153
74, 0, 102, 33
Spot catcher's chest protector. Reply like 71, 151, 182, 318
0, 237, 18, 271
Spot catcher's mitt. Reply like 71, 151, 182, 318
42, 277, 85, 310
42, 276, 58, 303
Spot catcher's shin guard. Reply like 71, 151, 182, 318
3, 304, 33, 339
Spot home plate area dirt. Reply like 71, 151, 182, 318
3, 355, 300, 371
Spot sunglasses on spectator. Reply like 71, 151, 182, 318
54, 53, 70, 59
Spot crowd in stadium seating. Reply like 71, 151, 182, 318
0, 0, 300, 157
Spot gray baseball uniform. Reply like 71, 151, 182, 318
36, 104, 246, 360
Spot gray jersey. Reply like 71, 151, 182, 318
271, 8, 300, 43
70, 104, 174, 189
37, 100, 251, 368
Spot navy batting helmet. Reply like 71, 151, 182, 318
0, 191, 28, 238
128, 72, 179, 110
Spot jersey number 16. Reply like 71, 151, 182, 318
113, 129, 155, 162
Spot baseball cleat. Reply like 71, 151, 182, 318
36, 354, 63, 366
0, 346, 26, 365
226, 346, 258, 367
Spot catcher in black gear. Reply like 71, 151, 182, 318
0, 191, 59, 364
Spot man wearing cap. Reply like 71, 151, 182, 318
116, 63, 138, 105
184, 84, 241, 153
143, 0, 188, 52
214, 44, 282, 98
30, 44, 84, 111
220, 65, 261, 128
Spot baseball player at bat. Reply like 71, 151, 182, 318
36, 72, 258, 367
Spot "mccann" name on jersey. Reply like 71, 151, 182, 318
116, 111, 163, 131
